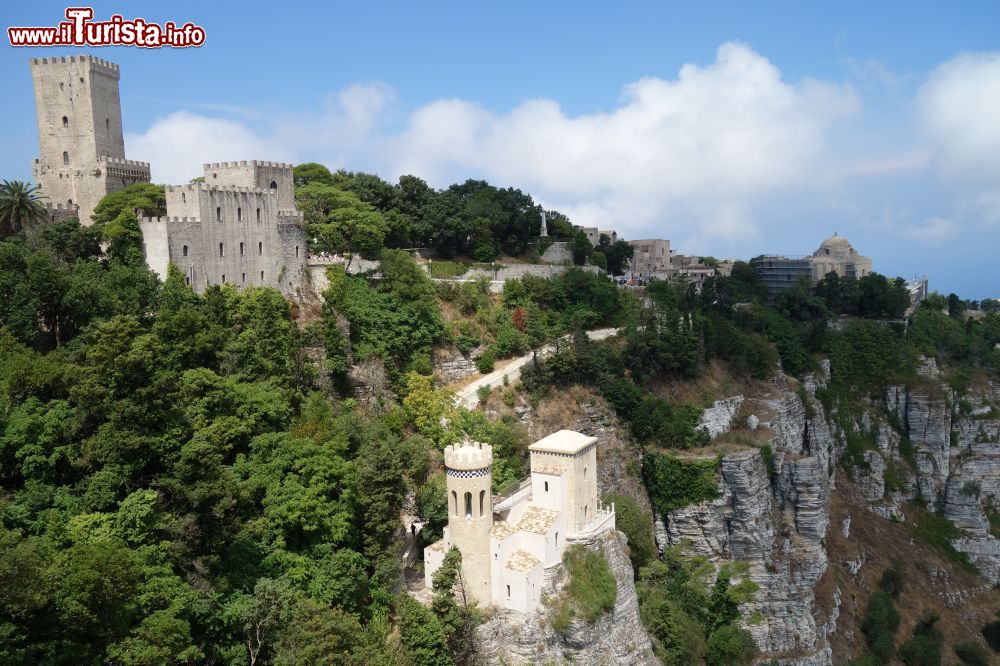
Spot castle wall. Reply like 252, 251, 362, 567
204, 161, 296, 212
140, 184, 307, 297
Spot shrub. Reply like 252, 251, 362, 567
705, 625, 758, 666
878, 561, 905, 599
501, 390, 516, 407
861, 590, 899, 663
897, 612, 942, 666
562, 545, 617, 622
476, 385, 491, 404
982, 620, 1000, 651
604, 493, 657, 573
642, 453, 720, 514
954, 641, 990, 665
475, 348, 495, 374
907, 502, 975, 572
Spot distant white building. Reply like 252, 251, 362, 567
424, 430, 616, 613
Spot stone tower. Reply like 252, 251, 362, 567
30, 55, 150, 225
444, 439, 494, 606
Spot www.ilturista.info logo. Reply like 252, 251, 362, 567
8, 7, 205, 48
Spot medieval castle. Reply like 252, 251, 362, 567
424, 430, 616, 612
29, 55, 308, 298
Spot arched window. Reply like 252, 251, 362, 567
269, 180, 278, 196
464, 492, 472, 519
62, 151, 69, 165
219, 242, 224, 257
216, 206, 221, 221
451, 491, 458, 516
479, 490, 486, 516
182, 245, 188, 257
237, 207, 242, 222
239, 242, 245, 256
62, 116, 68, 128
258, 241, 263, 255
256, 208, 260, 223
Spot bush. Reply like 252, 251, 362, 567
897, 612, 942, 666
562, 545, 617, 622
705, 625, 758, 666
878, 561, 905, 599
954, 641, 990, 665
907, 503, 975, 572
475, 348, 495, 374
982, 620, 1000, 651
861, 590, 900, 663
642, 453, 720, 514
604, 493, 657, 572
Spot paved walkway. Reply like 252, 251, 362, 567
454, 327, 620, 408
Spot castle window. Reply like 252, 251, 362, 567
219, 242, 224, 256
213, 173, 217, 179
584, 467, 587, 479
256, 208, 261, 223
506, 585, 511, 599
182, 193, 186, 203
62, 151, 69, 165
237, 207, 242, 222
185, 277, 190, 286
79, 77, 83, 83
59, 82, 64, 91
258, 242, 263, 255
216, 207, 221, 221
451, 491, 458, 516
260, 271, 265, 281
242, 273, 246, 283
67, 199, 73, 206
544, 481, 549, 492
62, 116, 68, 128
221, 274, 226, 283
182, 245, 188, 257
555, 532, 558, 547
464, 492, 472, 519
295, 246, 299, 258
105, 118, 109, 132
479, 490, 486, 516
240, 242, 245, 256
269, 180, 277, 196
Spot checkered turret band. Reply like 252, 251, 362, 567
446, 465, 492, 478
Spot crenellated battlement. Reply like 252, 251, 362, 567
165, 183, 277, 196
44, 202, 79, 211
139, 216, 203, 224
445, 439, 494, 471
30, 55, 120, 74
97, 156, 150, 169
204, 160, 294, 171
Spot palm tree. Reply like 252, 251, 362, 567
0, 180, 48, 239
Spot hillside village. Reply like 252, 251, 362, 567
2, 53, 1000, 666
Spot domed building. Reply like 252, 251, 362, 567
756, 233, 873, 296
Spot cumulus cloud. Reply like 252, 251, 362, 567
125, 43, 861, 247
125, 111, 290, 183
919, 52, 1000, 181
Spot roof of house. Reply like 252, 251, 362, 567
528, 430, 596, 456
517, 506, 560, 535
506, 549, 542, 572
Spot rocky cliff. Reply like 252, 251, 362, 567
475, 529, 657, 666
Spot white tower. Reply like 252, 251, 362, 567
540, 210, 548, 238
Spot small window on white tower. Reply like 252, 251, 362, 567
555, 532, 559, 547
62, 116, 68, 128
464, 492, 472, 519
258, 242, 263, 255
451, 491, 458, 516
479, 490, 485, 516
237, 207, 242, 222
506, 585, 511, 599
544, 481, 549, 492
256, 208, 261, 223
269, 181, 278, 196
239, 242, 245, 256
182, 245, 188, 257
216, 207, 221, 221
219, 242, 224, 257
62, 151, 69, 165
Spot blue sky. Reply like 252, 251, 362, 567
3, 1, 999, 298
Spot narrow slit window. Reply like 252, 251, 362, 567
258, 241, 263, 255
62, 116, 68, 128
256, 207, 261, 223
464, 492, 472, 519
451, 491, 458, 516
260, 271, 265, 281
239, 242, 245, 256
242, 273, 246, 283
237, 207, 242, 222
479, 490, 486, 516
221, 274, 226, 283
62, 151, 69, 165
182, 245, 188, 257
219, 242, 224, 257
216, 206, 221, 221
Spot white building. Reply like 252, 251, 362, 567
424, 430, 616, 613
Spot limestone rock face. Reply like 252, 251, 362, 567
431, 348, 480, 383
660, 377, 836, 664
697, 395, 744, 439
474, 530, 657, 666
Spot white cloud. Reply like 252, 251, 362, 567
904, 216, 958, 243
126, 43, 862, 247
919, 52, 1000, 182
125, 111, 289, 183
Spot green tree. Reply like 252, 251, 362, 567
0, 180, 47, 239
